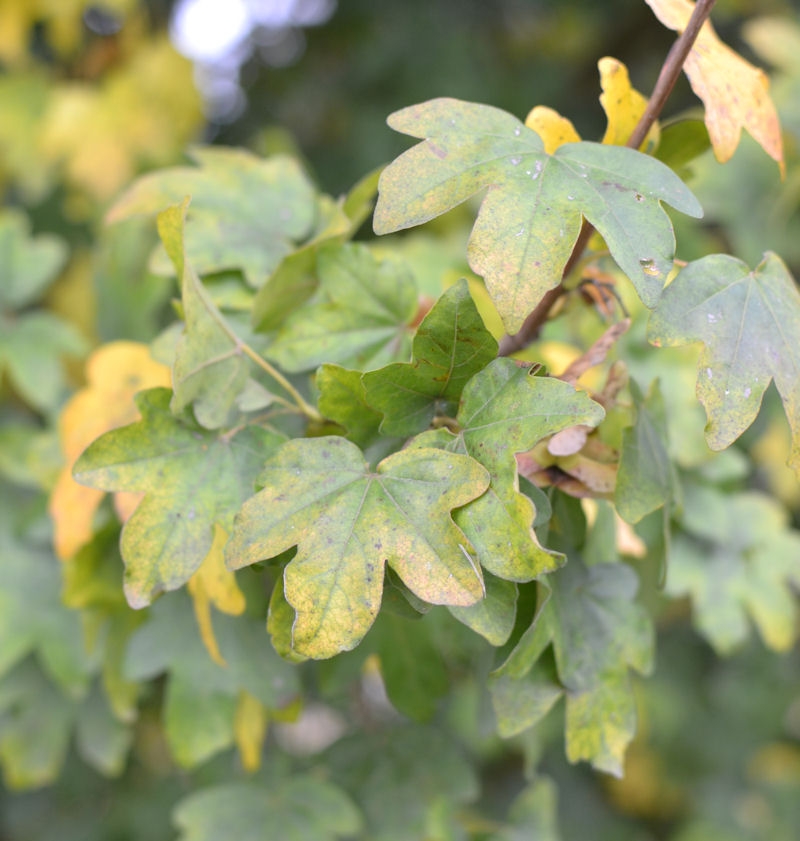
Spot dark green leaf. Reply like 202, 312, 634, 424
362, 279, 498, 436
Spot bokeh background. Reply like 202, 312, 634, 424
1, 1, 800, 839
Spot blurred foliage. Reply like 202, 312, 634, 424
1, 1, 800, 839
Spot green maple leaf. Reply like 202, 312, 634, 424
491, 558, 654, 776
173, 776, 362, 841
648, 252, 800, 474
489, 779, 561, 841
413, 359, 605, 581
73, 388, 285, 608
316, 364, 385, 448
667, 484, 800, 654
374, 98, 702, 332
0, 209, 67, 310
362, 279, 498, 436
225, 436, 491, 658
265, 242, 417, 373
448, 572, 518, 645
106, 146, 316, 286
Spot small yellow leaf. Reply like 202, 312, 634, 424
234, 691, 268, 773
187, 523, 246, 666
50, 341, 171, 560
645, 0, 784, 175
599, 57, 660, 152
524, 105, 581, 153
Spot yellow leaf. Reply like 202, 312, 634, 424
644, 0, 784, 175
234, 691, 268, 773
187, 524, 246, 667
599, 57, 660, 152
49, 341, 171, 560
524, 105, 581, 153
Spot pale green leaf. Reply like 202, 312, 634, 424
266, 243, 417, 373
106, 147, 316, 286
0, 209, 68, 310
226, 436, 490, 658
362, 279, 498, 436
158, 201, 250, 429
448, 573, 517, 645
648, 252, 800, 473
668, 484, 800, 654
374, 98, 702, 331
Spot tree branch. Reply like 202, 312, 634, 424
498, 0, 717, 357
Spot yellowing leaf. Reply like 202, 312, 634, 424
49, 341, 171, 560
234, 691, 268, 773
40, 37, 201, 201
644, 0, 784, 174
524, 106, 581, 153
599, 57, 660, 152
187, 524, 246, 667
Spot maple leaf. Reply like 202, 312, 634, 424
645, 0, 784, 174
362, 279, 498, 436
668, 484, 800, 654
50, 341, 171, 561
225, 436, 491, 658
73, 388, 285, 608
413, 358, 605, 582
648, 252, 800, 474
265, 242, 417, 373
373, 97, 702, 331
490, 558, 654, 776
106, 146, 316, 285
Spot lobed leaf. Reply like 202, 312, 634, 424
648, 252, 800, 474
73, 388, 285, 608
374, 97, 702, 331
225, 436, 490, 658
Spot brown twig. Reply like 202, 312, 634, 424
498, 0, 717, 357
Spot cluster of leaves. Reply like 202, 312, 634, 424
2, 1, 800, 840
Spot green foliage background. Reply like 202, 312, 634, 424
1, 1, 800, 839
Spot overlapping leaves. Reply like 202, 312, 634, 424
414, 359, 605, 582
374, 97, 702, 331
